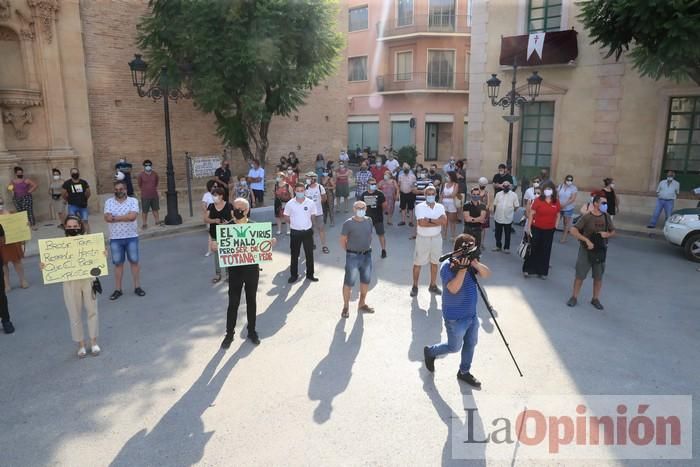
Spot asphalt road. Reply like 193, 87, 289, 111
0, 217, 698, 466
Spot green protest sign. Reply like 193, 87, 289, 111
216, 222, 273, 267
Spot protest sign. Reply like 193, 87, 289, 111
191, 155, 223, 178
217, 222, 273, 267
38, 233, 108, 284
0, 211, 31, 243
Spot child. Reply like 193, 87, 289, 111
235, 176, 255, 207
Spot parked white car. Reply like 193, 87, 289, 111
663, 207, 700, 262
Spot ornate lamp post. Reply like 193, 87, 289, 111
486, 60, 543, 171
128, 54, 192, 225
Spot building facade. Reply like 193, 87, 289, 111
345, 0, 471, 164
467, 0, 699, 214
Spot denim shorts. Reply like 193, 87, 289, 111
67, 205, 89, 220
110, 237, 139, 265
344, 251, 372, 286
561, 208, 574, 218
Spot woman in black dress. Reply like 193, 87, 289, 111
601, 178, 619, 217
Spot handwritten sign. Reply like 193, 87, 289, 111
191, 155, 223, 178
0, 211, 31, 243
38, 233, 108, 284
217, 222, 273, 267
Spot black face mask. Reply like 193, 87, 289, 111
429, 170, 435, 174
403, 169, 409, 174
233, 208, 247, 220
71, 173, 79, 179
16, 174, 23, 179
65, 229, 81, 236
115, 191, 127, 199
503, 187, 511, 193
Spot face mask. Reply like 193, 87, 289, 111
599, 204, 608, 213
339, 164, 344, 168
533, 182, 540, 188
403, 169, 409, 174
233, 208, 246, 220
384, 175, 390, 180
145, 166, 152, 172
450, 160, 455, 164
213, 195, 222, 202
115, 191, 127, 199
240, 181, 247, 186
287, 170, 294, 174
667, 176, 674, 181
503, 187, 511, 193
361, 166, 367, 171
305, 179, 311, 185
295, 192, 305, 199
610, 183, 615, 189
71, 173, 79, 179
376, 162, 382, 167
544, 189, 553, 197
276, 177, 282, 182
53, 175, 60, 180
119, 159, 125, 164
65, 229, 81, 237
426, 195, 436, 203
565, 180, 573, 185
471, 195, 480, 202
322, 172, 328, 177
369, 184, 377, 191
16, 174, 23, 179
429, 169, 435, 174
356, 209, 366, 217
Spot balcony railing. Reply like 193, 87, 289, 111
376, 72, 469, 93
377, 14, 471, 39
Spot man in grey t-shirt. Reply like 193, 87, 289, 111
339, 201, 374, 318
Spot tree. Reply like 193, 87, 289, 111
578, 0, 700, 85
137, 0, 343, 166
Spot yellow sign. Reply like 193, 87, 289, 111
38, 233, 108, 284
0, 211, 31, 244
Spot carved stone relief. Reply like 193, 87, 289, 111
0, 0, 11, 21
2, 107, 32, 139
27, 0, 58, 43
14, 9, 35, 40
0, 89, 42, 140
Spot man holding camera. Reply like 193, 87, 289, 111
424, 234, 491, 388
566, 194, 615, 310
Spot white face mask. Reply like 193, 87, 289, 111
565, 180, 573, 186
305, 179, 312, 185
213, 196, 222, 202
533, 182, 540, 188
610, 183, 615, 188
667, 176, 674, 181
544, 189, 553, 197
53, 175, 60, 180
356, 209, 366, 217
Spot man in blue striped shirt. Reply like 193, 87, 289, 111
424, 234, 491, 388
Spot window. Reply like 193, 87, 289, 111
527, 0, 562, 33
427, 50, 455, 88
349, 6, 368, 32
395, 51, 413, 81
348, 122, 379, 153
429, 0, 455, 32
392, 121, 411, 149
348, 56, 368, 81
519, 101, 554, 175
663, 97, 700, 190
397, 0, 413, 26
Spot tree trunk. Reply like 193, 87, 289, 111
689, 66, 700, 86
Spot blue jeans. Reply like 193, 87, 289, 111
648, 199, 674, 227
343, 251, 372, 286
67, 205, 89, 220
109, 237, 139, 265
428, 315, 479, 374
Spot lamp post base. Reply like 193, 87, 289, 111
164, 190, 182, 225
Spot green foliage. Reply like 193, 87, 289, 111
578, 0, 700, 84
397, 145, 417, 168
138, 0, 344, 165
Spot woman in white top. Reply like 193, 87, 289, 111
440, 172, 460, 240
202, 180, 220, 256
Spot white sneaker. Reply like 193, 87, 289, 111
77, 347, 87, 358
91, 344, 101, 356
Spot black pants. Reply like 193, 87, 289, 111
290, 228, 314, 278
522, 226, 555, 276
227, 264, 260, 334
464, 224, 483, 247
494, 222, 512, 250
0, 264, 9, 323
253, 189, 264, 204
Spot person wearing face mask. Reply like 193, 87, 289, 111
115, 157, 134, 196
49, 168, 66, 228
398, 164, 417, 226
411, 185, 447, 297
315, 153, 326, 180
62, 168, 91, 234
285, 167, 299, 187
378, 171, 398, 225
274, 172, 293, 235
477, 177, 491, 248
9, 166, 38, 230
523, 182, 560, 279
647, 170, 680, 229
305, 173, 329, 254
491, 163, 513, 195
523, 177, 541, 217
0, 199, 29, 291
566, 194, 615, 310
321, 169, 335, 227
384, 152, 399, 175
236, 175, 254, 207
355, 162, 371, 200
601, 178, 619, 217
339, 201, 375, 318
205, 187, 233, 283
137, 160, 160, 229
492, 181, 519, 253
370, 158, 387, 182
557, 175, 578, 243
442, 157, 457, 175
284, 183, 319, 282
214, 159, 233, 201
463, 187, 487, 247
358, 178, 387, 258
333, 161, 352, 213
41, 216, 102, 357
202, 180, 221, 256
247, 159, 265, 206
104, 181, 145, 299
0, 217, 14, 334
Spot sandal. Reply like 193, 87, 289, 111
109, 290, 123, 301
341, 306, 349, 318
359, 304, 375, 314
322, 246, 330, 254
212, 274, 222, 284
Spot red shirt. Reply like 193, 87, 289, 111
370, 166, 388, 182
531, 198, 561, 229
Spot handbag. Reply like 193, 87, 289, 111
517, 233, 531, 260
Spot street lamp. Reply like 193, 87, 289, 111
486, 59, 543, 170
128, 53, 193, 225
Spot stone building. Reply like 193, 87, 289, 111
467, 0, 699, 215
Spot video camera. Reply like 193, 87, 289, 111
439, 241, 481, 268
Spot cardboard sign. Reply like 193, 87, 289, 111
0, 211, 31, 243
38, 233, 108, 284
191, 155, 223, 178
216, 222, 273, 267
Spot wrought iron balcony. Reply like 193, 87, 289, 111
375, 72, 469, 93
377, 14, 471, 39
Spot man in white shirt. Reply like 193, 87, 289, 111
283, 183, 319, 283
247, 159, 265, 206
304, 172, 329, 254
492, 181, 520, 253
442, 157, 457, 175
339, 150, 350, 164
104, 180, 145, 300
647, 170, 681, 228
384, 153, 399, 175
411, 185, 447, 297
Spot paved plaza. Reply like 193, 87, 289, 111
1, 213, 698, 466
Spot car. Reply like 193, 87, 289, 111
663, 207, 700, 262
